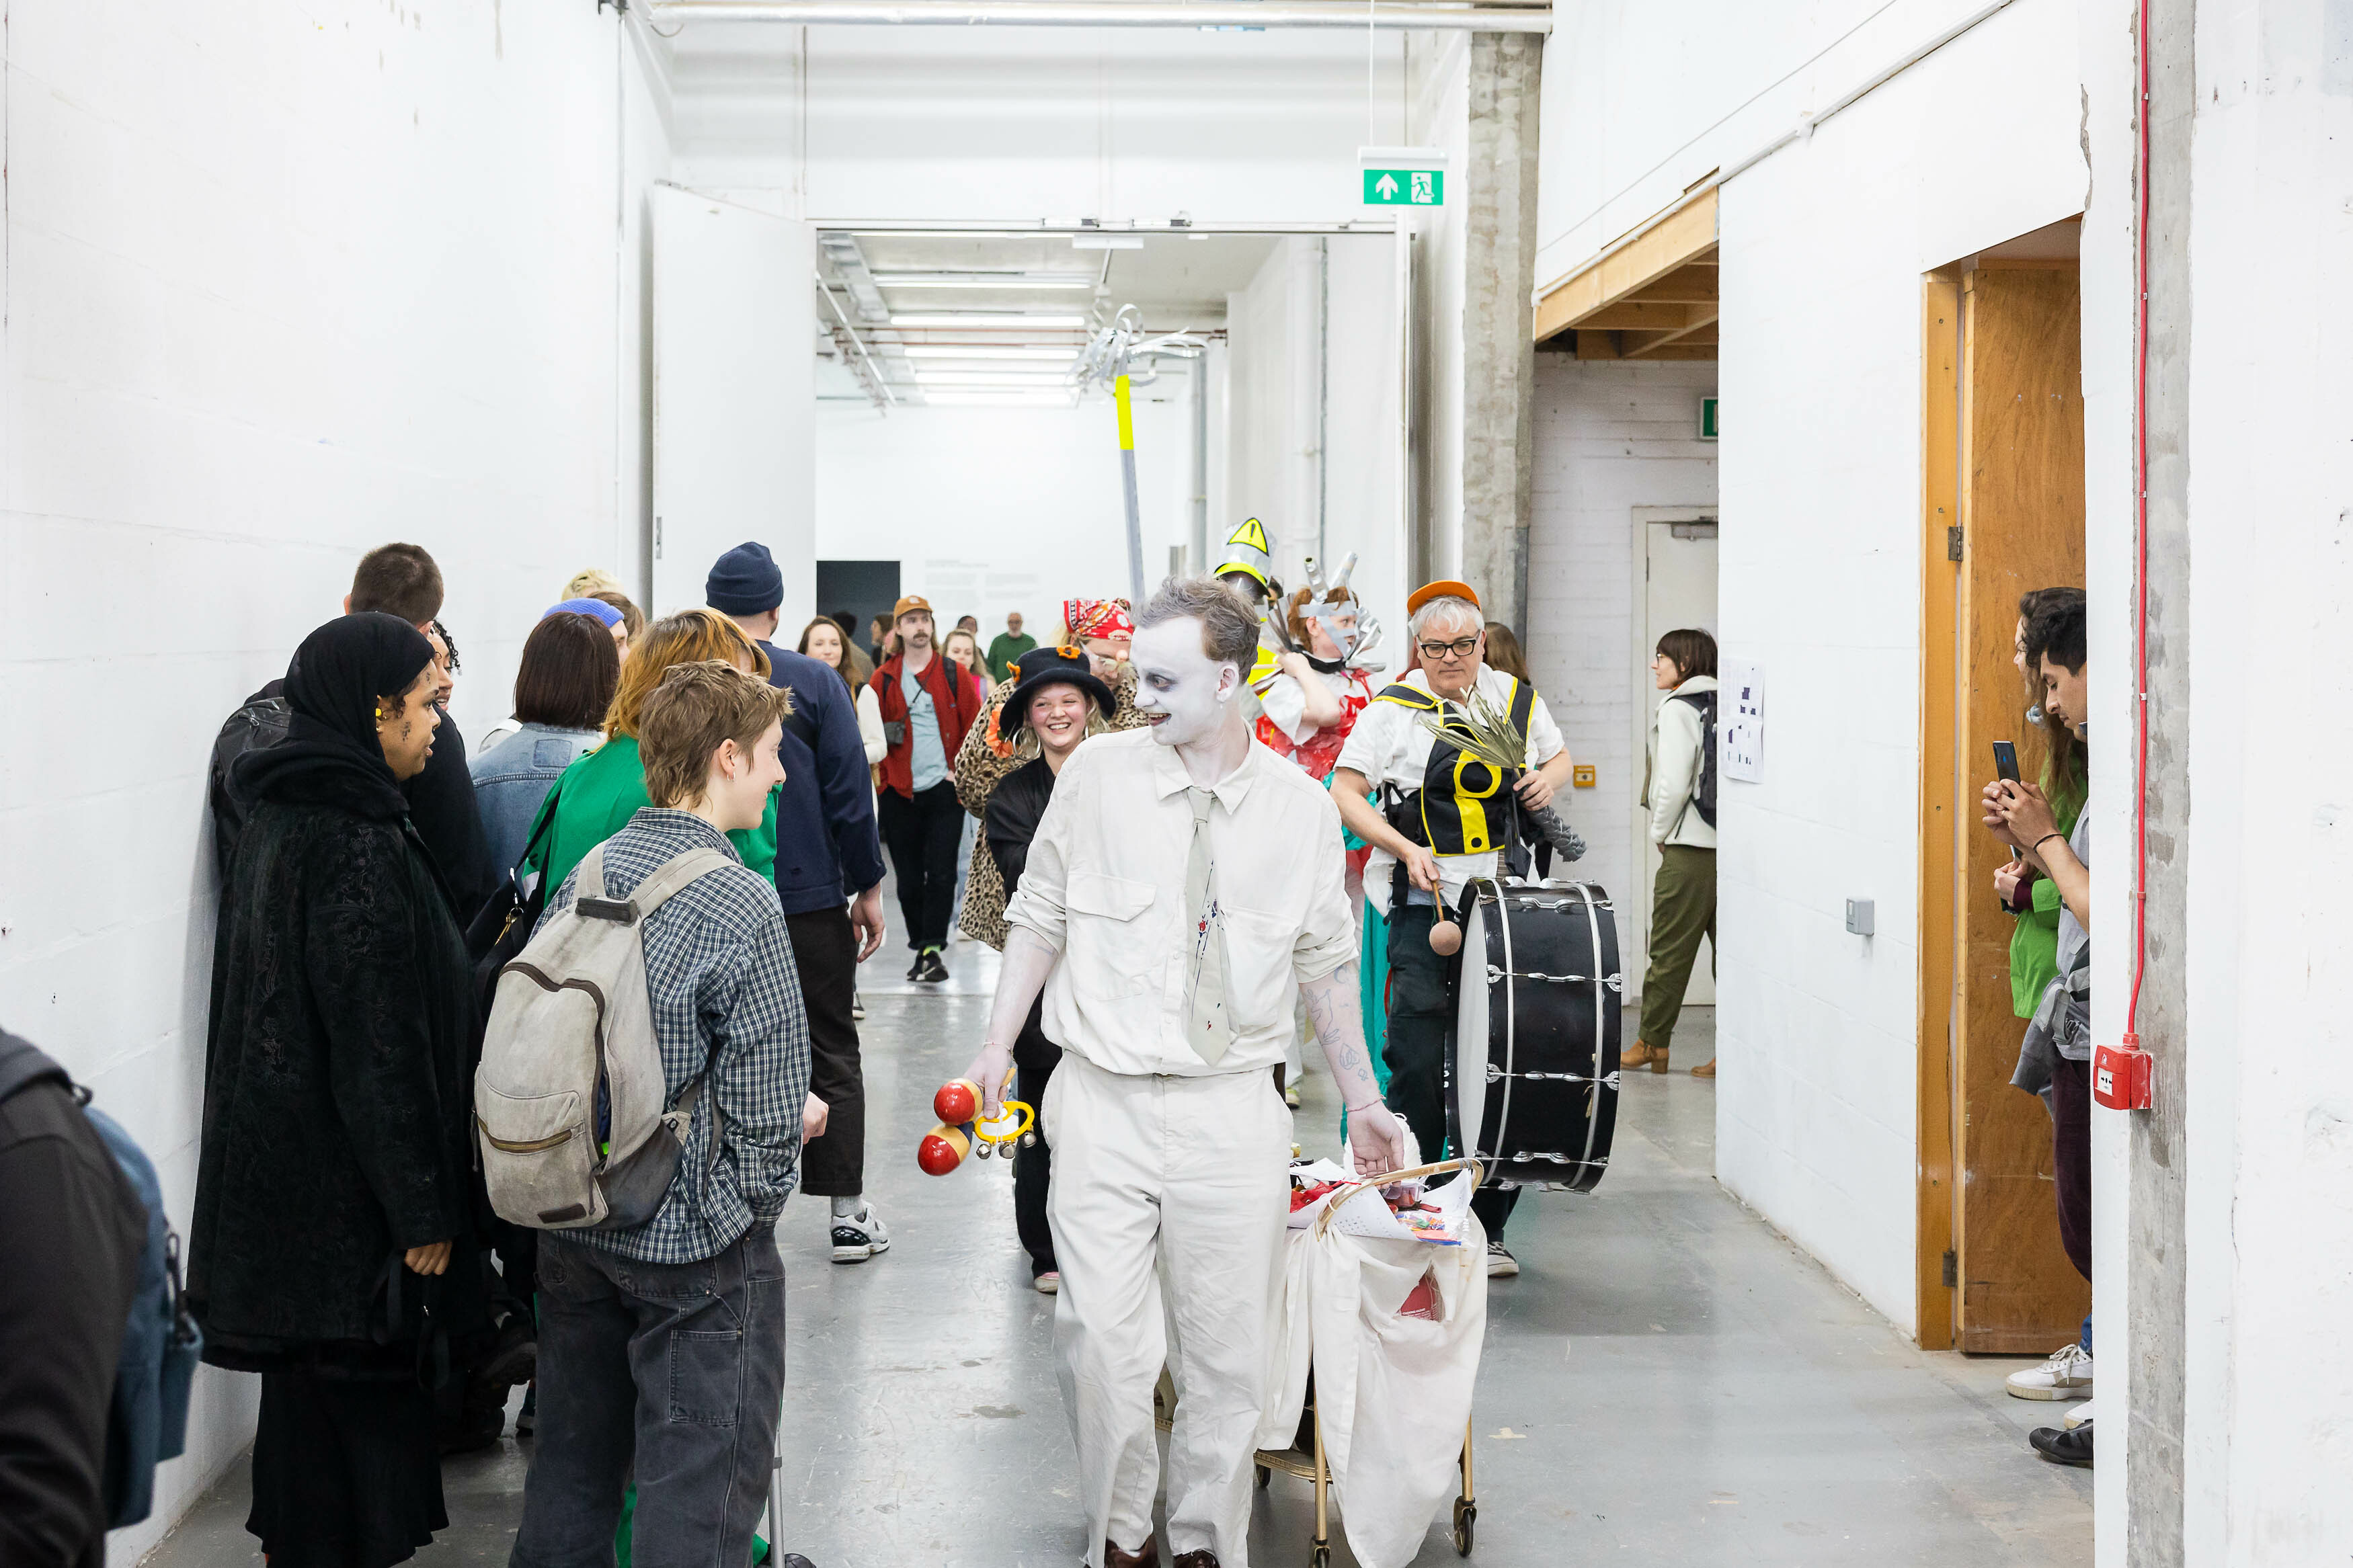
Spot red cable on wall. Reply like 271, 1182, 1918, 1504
2128, 0, 2150, 1044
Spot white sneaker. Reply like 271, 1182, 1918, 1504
830, 1204, 891, 1264
2063, 1399, 2093, 1430
1485, 1242, 1520, 1278
1033, 1270, 1060, 1294
2005, 1343, 2093, 1401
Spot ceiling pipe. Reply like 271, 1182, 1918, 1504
646, 0, 1551, 33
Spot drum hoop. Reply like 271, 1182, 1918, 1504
1574, 880, 1607, 1172
1491, 879, 1519, 1171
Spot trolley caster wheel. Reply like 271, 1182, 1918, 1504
1255, 1463, 1271, 1489
1451, 1498, 1476, 1555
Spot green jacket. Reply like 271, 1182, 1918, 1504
524, 736, 777, 895
2005, 794, 2084, 1018
986, 631, 1037, 684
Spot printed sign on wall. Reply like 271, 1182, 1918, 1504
1724, 659, 1764, 782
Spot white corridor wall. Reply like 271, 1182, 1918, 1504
0, 6, 670, 1553
1536, 0, 2089, 1331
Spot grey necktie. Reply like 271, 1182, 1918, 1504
1183, 787, 1233, 1065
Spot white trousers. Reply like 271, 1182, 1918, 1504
1044, 1053, 1293, 1568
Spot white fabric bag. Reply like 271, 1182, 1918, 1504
1306, 1177, 1488, 1568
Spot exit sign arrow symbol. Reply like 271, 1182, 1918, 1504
1374, 172, 1400, 200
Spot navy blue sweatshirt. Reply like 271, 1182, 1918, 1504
758, 643, 886, 915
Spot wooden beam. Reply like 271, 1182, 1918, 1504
1622, 263, 1718, 306
1570, 301, 1709, 333
1533, 190, 1720, 343
1572, 329, 1620, 360
1618, 301, 1722, 358
1622, 343, 1716, 361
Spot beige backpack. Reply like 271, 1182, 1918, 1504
474, 843, 735, 1231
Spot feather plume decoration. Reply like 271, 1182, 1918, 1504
1415, 690, 1527, 770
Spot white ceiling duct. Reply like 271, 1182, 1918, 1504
646, 0, 1550, 32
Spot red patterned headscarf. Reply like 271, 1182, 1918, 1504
1062, 597, 1134, 643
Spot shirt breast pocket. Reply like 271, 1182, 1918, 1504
1066, 873, 1158, 999
1220, 905, 1300, 1030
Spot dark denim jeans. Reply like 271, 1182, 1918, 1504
510, 1227, 786, 1568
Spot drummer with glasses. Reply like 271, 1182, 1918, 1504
1329, 580, 1574, 1279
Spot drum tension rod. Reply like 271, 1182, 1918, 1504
1486, 966, 1626, 992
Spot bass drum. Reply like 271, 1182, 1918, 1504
1450, 880, 1622, 1192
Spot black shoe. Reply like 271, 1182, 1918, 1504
477, 1311, 537, 1390
916, 948, 949, 983
2030, 1419, 2093, 1467
906, 953, 924, 981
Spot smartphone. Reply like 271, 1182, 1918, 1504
1992, 741, 2021, 783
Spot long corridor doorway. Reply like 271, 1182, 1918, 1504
1628, 508, 1719, 1010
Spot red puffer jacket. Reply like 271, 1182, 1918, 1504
869, 651, 981, 799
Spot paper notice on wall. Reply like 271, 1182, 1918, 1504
1723, 659, 1763, 782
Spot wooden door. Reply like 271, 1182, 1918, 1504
1919, 263, 2090, 1352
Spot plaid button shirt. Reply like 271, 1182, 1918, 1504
543, 807, 811, 1264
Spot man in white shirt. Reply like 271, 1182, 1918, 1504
1328, 581, 1574, 1277
966, 577, 1409, 1568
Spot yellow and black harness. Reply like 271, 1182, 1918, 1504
1374, 675, 1537, 856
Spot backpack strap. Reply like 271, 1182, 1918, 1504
1373, 682, 1439, 712
627, 848, 740, 920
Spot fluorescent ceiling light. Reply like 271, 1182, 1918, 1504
1072, 235, 1145, 250
914, 370, 1073, 387
890, 313, 1090, 328
904, 346, 1076, 361
920, 393, 1074, 408
871, 274, 1095, 290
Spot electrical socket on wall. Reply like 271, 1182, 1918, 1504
1845, 899, 1875, 937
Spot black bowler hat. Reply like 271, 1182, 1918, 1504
1001, 645, 1115, 741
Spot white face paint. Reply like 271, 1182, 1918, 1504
1130, 618, 1236, 749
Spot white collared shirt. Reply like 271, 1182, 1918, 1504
1334, 664, 1566, 916
1003, 727, 1358, 1077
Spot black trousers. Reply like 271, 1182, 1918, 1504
877, 780, 964, 953
1382, 900, 1521, 1244
2051, 1055, 2091, 1283
787, 904, 867, 1197
1014, 1053, 1060, 1276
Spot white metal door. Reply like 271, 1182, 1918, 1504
651, 187, 816, 620
1629, 513, 1719, 1007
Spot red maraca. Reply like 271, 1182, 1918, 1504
916, 1122, 972, 1176
934, 1077, 980, 1125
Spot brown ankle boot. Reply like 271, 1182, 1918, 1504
1690, 1058, 1716, 1079
1104, 1539, 1160, 1568
1620, 1039, 1669, 1073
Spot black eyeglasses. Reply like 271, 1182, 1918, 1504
1417, 636, 1480, 661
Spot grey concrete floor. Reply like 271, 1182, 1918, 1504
139, 972, 2091, 1568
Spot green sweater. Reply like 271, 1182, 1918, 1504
524, 736, 777, 895
986, 631, 1037, 685
2005, 792, 2084, 1018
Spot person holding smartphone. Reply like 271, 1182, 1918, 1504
1981, 589, 2095, 1469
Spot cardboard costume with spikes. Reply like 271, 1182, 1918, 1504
1289, 551, 1386, 671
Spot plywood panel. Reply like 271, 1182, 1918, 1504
1916, 274, 1962, 1352
1952, 264, 2091, 1353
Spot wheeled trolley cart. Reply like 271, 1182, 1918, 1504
1153, 1158, 1484, 1567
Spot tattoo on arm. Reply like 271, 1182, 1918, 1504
1301, 964, 1383, 1106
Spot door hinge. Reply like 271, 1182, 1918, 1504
1941, 1249, 1958, 1288
1947, 526, 1964, 562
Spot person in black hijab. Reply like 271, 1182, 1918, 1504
192, 613, 489, 1568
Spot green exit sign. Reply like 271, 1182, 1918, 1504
1363, 168, 1444, 206
1700, 397, 1718, 441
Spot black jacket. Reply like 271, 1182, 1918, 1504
209, 681, 497, 923
986, 757, 1063, 1072
189, 794, 482, 1370
0, 1035, 144, 1568
756, 643, 887, 914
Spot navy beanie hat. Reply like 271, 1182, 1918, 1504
707, 541, 784, 616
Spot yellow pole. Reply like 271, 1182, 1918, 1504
1115, 372, 1143, 599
